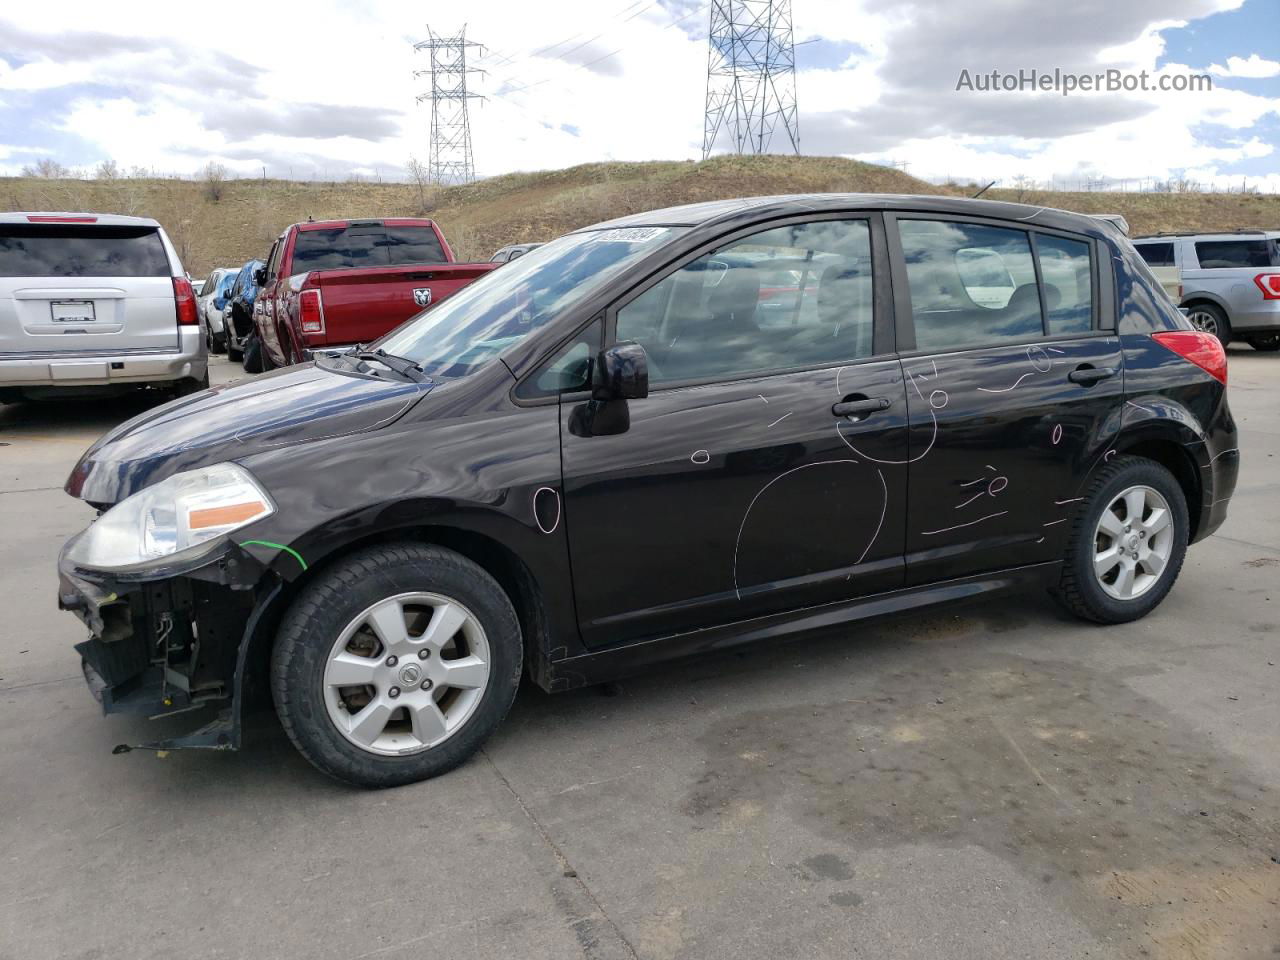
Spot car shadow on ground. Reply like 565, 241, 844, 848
107, 589, 1064, 795
0, 391, 169, 435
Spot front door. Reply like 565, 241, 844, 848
559, 215, 910, 649
887, 215, 1124, 585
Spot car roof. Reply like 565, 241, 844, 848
0, 211, 162, 227
294, 218, 438, 231
1133, 231, 1280, 241
578, 193, 1114, 237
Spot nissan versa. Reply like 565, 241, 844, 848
57, 195, 1238, 788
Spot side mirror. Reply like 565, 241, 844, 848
252, 267, 267, 286
592, 341, 648, 401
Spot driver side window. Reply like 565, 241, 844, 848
615, 219, 875, 386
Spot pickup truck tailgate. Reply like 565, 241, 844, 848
312, 264, 497, 346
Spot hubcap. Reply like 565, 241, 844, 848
1093, 485, 1175, 601
1189, 310, 1219, 335
322, 592, 490, 756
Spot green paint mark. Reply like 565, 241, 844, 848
239, 540, 308, 571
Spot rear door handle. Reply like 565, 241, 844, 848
1068, 365, 1118, 386
832, 397, 891, 418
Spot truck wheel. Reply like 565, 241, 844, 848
1186, 303, 1231, 347
270, 543, 523, 788
1246, 333, 1280, 352
1051, 456, 1188, 625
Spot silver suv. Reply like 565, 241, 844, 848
0, 213, 209, 400
1132, 230, 1280, 351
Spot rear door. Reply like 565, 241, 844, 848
886, 214, 1123, 586
558, 214, 910, 648
0, 221, 177, 356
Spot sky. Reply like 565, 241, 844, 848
0, 0, 1277, 191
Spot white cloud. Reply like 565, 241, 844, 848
1208, 54, 1280, 79
0, 0, 1275, 193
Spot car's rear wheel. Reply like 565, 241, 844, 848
1246, 333, 1280, 352
1186, 302, 1231, 346
1052, 456, 1188, 624
271, 543, 522, 788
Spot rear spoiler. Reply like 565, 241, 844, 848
1091, 213, 1130, 236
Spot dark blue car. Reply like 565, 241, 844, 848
223, 258, 264, 362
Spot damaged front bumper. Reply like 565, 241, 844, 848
57, 537, 276, 751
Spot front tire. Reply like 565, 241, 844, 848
242, 331, 264, 373
271, 543, 523, 788
1052, 456, 1188, 624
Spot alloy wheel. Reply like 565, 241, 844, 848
322, 591, 491, 756
1187, 309, 1219, 336
1093, 485, 1175, 601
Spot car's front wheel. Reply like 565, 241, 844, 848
1052, 456, 1188, 624
271, 543, 523, 788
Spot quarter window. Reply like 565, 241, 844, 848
899, 220, 1042, 350
615, 219, 875, 385
515, 320, 602, 399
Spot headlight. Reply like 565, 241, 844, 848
66, 463, 274, 571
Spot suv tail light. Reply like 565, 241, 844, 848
1152, 330, 1227, 385
299, 288, 326, 337
1254, 273, 1280, 300
173, 277, 199, 326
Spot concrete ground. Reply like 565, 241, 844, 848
1, 351, 1276, 960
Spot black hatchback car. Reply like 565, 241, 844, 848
58, 195, 1238, 787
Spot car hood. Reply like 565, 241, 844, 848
66, 365, 432, 505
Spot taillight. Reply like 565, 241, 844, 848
1254, 273, 1280, 300
1152, 330, 1227, 385
173, 277, 198, 326
299, 288, 325, 337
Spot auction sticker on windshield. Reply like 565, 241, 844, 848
591, 227, 670, 243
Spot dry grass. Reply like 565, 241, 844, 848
3, 156, 1277, 275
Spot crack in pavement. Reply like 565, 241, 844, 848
481, 747, 640, 960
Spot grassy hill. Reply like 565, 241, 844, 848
4, 156, 1278, 276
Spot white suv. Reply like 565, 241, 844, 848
1133, 230, 1280, 351
0, 212, 209, 401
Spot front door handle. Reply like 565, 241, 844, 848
1068, 365, 1118, 386
832, 396, 891, 418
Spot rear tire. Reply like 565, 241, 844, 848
210, 329, 228, 354
1052, 456, 1188, 624
1246, 333, 1280, 352
1186, 302, 1231, 347
270, 543, 523, 788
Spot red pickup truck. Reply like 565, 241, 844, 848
250, 218, 496, 368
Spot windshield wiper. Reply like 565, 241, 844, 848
351, 348, 430, 383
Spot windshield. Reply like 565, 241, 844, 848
377, 226, 684, 377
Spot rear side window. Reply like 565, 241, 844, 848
1135, 242, 1175, 267
899, 220, 1041, 350
1036, 234, 1094, 335
0, 224, 169, 278
1194, 239, 1280, 269
292, 224, 446, 272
